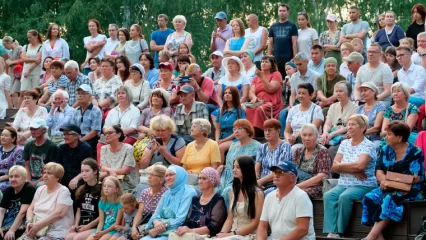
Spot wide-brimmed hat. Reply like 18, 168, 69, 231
222, 56, 245, 75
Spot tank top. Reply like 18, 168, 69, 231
245, 26, 265, 62
229, 195, 256, 234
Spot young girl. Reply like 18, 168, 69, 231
111, 193, 138, 240
66, 158, 102, 240
399, 37, 415, 50
0, 58, 12, 119
87, 176, 123, 240
177, 43, 196, 63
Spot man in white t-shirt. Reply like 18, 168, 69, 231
245, 14, 268, 68
104, 24, 119, 58
257, 161, 315, 240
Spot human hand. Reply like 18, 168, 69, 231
320, 133, 330, 145
250, 97, 258, 104
353, 171, 367, 181
131, 227, 142, 240
288, 135, 297, 145
175, 226, 191, 237
27, 222, 42, 238
4, 230, 16, 240
255, 68, 264, 79
217, 165, 225, 175
216, 232, 234, 238
153, 221, 166, 233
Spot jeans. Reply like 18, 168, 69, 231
278, 108, 288, 137
323, 184, 375, 234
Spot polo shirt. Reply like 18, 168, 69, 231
70, 103, 102, 136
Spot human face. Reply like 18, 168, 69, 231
340, 46, 351, 57
347, 119, 361, 137
233, 126, 248, 140
360, 87, 375, 101
418, 36, 426, 49
310, 49, 323, 63
215, 18, 226, 28
52, 94, 65, 107
179, 92, 194, 106
104, 127, 119, 144
325, 63, 337, 75
121, 203, 137, 215
396, 50, 411, 66
89, 59, 99, 71
260, 59, 271, 71
118, 31, 127, 43
140, 55, 150, 68
272, 169, 295, 186
278, 6, 289, 20
9, 170, 25, 189
400, 40, 412, 49
63, 130, 78, 145
165, 170, 176, 188
223, 88, 233, 102
30, 127, 45, 139
158, 17, 167, 28
385, 12, 395, 26
285, 65, 297, 77
115, 58, 124, 70
151, 93, 164, 107
392, 86, 407, 102
264, 127, 279, 141
102, 179, 119, 197
245, 16, 253, 28
88, 21, 98, 34
1, 129, 15, 146
379, 16, 386, 28
348, 8, 360, 22
231, 21, 240, 35
148, 169, 163, 187
50, 25, 59, 37
159, 68, 172, 81
81, 164, 97, 183
347, 61, 360, 73
178, 44, 189, 54
23, 95, 36, 107
117, 89, 129, 104
233, 160, 242, 180
367, 46, 381, 63
130, 26, 139, 38
64, 67, 78, 81
294, 60, 307, 73
240, 52, 252, 66
198, 172, 212, 191
211, 55, 223, 68
173, 20, 185, 30
385, 53, 397, 66
227, 59, 239, 73
3, 42, 12, 50
77, 89, 91, 103
178, 61, 189, 72
190, 123, 203, 138
108, 26, 118, 39
334, 85, 348, 101
42, 169, 59, 185
385, 130, 401, 146
27, 32, 36, 44
100, 62, 114, 76
154, 128, 170, 141
130, 69, 142, 80
297, 15, 308, 28
51, 66, 62, 79
297, 88, 311, 103
326, 20, 336, 30
301, 128, 317, 148
352, 42, 363, 53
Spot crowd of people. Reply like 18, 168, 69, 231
0, 2, 425, 240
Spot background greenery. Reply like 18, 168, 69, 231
0, 0, 416, 69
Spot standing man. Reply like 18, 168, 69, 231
257, 161, 315, 240
210, 12, 232, 53
245, 14, 268, 68
150, 14, 175, 68
104, 24, 119, 58
202, 51, 225, 85
268, 3, 298, 78
343, 52, 365, 100
339, 6, 369, 52
307, 45, 325, 75
64, 60, 93, 107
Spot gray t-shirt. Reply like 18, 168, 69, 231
147, 135, 186, 166
297, 28, 318, 60
290, 69, 320, 92
341, 21, 369, 51
356, 62, 393, 104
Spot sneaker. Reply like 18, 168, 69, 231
327, 233, 341, 238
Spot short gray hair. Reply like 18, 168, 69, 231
109, 24, 119, 30
334, 80, 352, 97
150, 115, 176, 132
300, 124, 319, 137
173, 15, 187, 26
192, 118, 211, 137
64, 60, 79, 71
117, 85, 134, 104
391, 82, 410, 100
52, 89, 69, 100
294, 52, 309, 61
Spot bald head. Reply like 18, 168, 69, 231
246, 14, 259, 28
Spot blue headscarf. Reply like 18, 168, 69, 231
168, 165, 188, 195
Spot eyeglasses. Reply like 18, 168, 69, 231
273, 170, 294, 176
104, 131, 116, 136
149, 173, 161, 177
165, 173, 175, 178
396, 54, 406, 58
233, 127, 245, 132
367, 51, 380, 54
29, 128, 41, 131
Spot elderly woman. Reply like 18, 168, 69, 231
356, 82, 386, 147
339, 43, 353, 78
12, 89, 48, 146
0, 166, 35, 239
138, 89, 172, 137
255, 119, 292, 191
131, 165, 168, 239
140, 53, 159, 88
216, 156, 264, 239
320, 81, 357, 160
319, 14, 342, 66
292, 124, 331, 198
142, 165, 196, 240
241, 50, 257, 83
285, 83, 323, 153
323, 114, 377, 238
246, 56, 283, 133
182, 119, 220, 174
316, 57, 346, 110
100, 125, 139, 192
174, 167, 227, 238
122, 24, 149, 64
381, 82, 419, 144
223, 18, 248, 57
0, 127, 24, 192
216, 119, 261, 206
92, 58, 123, 112
20, 163, 74, 240
141, 115, 186, 169
164, 15, 193, 60
374, 11, 405, 51
361, 121, 424, 240
124, 63, 151, 109
47, 89, 74, 145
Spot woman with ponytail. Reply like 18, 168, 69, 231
123, 24, 149, 64
65, 158, 102, 240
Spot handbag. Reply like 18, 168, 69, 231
13, 60, 23, 81
134, 136, 150, 163
244, 100, 264, 108
169, 232, 209, 240
383, 171, 414, 192
33, 215, 50, 237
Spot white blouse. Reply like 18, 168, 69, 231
42, 38, 70, 62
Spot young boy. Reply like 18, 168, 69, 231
111, 193, 139, 240
351, 38, 366, 64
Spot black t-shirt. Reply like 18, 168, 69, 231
23, 139, 58, 179
76, 184, 101, 225
268, 21, 298, 59
406, 22, 425, 49
56, 141, 92, 186
0, 182, 36, 228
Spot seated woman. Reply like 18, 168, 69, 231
47, 89, 74, 145
278, 62, 299, 136
97, 85, 140, 161
241, 50, 257, 83
87, 57, 101, 82
100, 125, 139, 192
177, 43, 196, 63
131, 165, 168, 239
0, 166, 36, 240
182, 119, 220, 175
173, 167, 227, 238
246, 56, 283, 135
140, 115, 186, 168
0, 127, 23, 192
320, 81, 357, 160
356, 82, 386, 147
284, 83, 323, 154
292, 124, 331, 198
172, 55, 191, 81
215, 86, 246, 164
124, 63, 151, 109
223, 18, 248, 57
39, 57, 54, 89
20, 163, 74, 240
361, 121, 424, 240
380, 82, 419, 145
323, 114, 377, 238
38, 60, 68, 106
12, 89, 48, 146
255, 119, 292, 191
316, 57, 346, 110
115, 54, 131, 82
138, 89, 172, 137
140, 53, 159, 88
141, 165, 196, 240
216, 156, 264, 239
384, 46, 401, 80
216, 119, 261, 206
154, 62, 179, 110
65, 158, 102, 240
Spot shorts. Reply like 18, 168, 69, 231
20, 74, 40, 92
11, 78, 21, 93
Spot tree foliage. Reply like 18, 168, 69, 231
0, 0, 417, 69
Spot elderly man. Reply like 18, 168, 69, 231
56, 124, 92, 190
64, 60, 92, 107
174, 85, 209, 144
257, 161, 315, 240
210, 11, 232, 53
245, 14, 268, 68
343, 52, 364, 100
354, 43, 393, 106
184, 63, 218, 113
47, 89, 75, 145
23, 118, 58, 187
414, 32, 426, 68
203, 51, 225, 84
69, 84, 102, 154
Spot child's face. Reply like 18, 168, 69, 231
103, 179, 118, 197
121, 203, 136, 215
352, 42, 362, 52
400, 40, 412, 49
